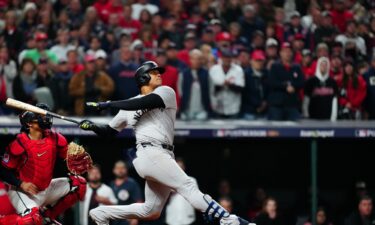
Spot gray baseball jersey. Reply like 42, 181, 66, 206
108, 86, 177, 145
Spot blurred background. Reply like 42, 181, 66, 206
0, 0, 375, 225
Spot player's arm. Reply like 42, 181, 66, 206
79, 122, 119, 137
86, 93, 165, 111
0, 163, 22, 187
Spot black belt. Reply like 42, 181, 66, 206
141, 142, 174, 151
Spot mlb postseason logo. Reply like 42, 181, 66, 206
355, 129, 375, 137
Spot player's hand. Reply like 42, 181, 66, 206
86, 101, 111, 110
79, 120, 95, 131
20, 182, 39, 195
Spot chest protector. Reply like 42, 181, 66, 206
15, 132, 59, 191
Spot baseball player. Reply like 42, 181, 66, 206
79, 61, 254, 225
0, 103, 89, 225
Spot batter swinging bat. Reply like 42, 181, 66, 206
6, 98, 80, 124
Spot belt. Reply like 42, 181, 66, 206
141, 142, 174, 151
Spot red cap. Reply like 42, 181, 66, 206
251, 50, 266, 60
35, 32, 48, 41
215, 32, 231, 42
294, 33, 304, 40
281, 42, 292, 49
84, 54, 96, 62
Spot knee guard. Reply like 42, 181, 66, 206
43, 175, 86, 220
0, 207, 43, 225
202, 195, 230, 223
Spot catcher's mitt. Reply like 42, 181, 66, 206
66, 142, 93, 175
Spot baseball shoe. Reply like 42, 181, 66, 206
220, 215, 256, 225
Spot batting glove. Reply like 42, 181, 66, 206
79, 120, 95, 130
86, 101, 111, 110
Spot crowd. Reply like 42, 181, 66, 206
1, 0, 375, 120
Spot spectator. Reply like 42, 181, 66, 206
314, 11, 338, 47
119, 5, 142, 40
23, 32, 58, 65
247, 187, 268, 221
136, 26, 156, 60
109, 161, 142, 225
93, 0, 110, 23
69, 54, 114, 116
237, 49, 251, 71
49, 28, 75, 62
131, 41, 146, 66
165, 158, 197, 225
0, 46, 17, 114
131, 0, 159, 20
221, 0, 243, 24
200, 44, 216, 69
95, 50, 108, 72
2, 10, 23, 60
301, 49, 315, 79
209, 49, 245, 118
155, 49, 180, 106
108, 45, 138, 101
18, 35, 37, 65
177, 33, 197, 67
337, 61, 367, 120
363, 55, 375, 119
12, 58, 43, 105
335, 20, 367, 56
251, 31, 266, 51
67, 49, 84, 74
304, 207, 333, 225
345, 196, 375, 225
239, 5, 265, 44
85, 6, 106, 39
86, 36, 106, 57
19, 2, 38, 33
242, 50, 268, 120
303, 57, 338, 121
330, 0, 354, 33
265, 38, 279, 70
330, 55, 343, 80
284, 11, 304, 43
80, 165, 118, 225
36, 57, 53, 87
102, 30, 119, 54
55, 10, 71, 31
230, 22, 249, 52
139, 9, 152, 26
179, 49, 211, 121
254, 197, 286, 225
292, 34, 305, 64
50, 58, 74, 116
67, 0, 83, 26
267, 43, 304, 121
273, 8, 285, 43
166, 42, 188, 72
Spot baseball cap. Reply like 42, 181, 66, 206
95, 50, 107, 59
24, 2, 37, 13
302, 49, 312, 57
266, 38, 278, 48
184, 33, 196, 41
216, 32, 231, 42
281, 42, 292, 49
290, 11, 301, 18
321, 11, 332, 18
251, 50, 266, 60
209, 19, 222, 26
35, 32, 48, 41
185, 23, 197, 30
167, 42, 178, 50
84, 54, 96, 63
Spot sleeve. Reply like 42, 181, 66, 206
153, 86, 177, 109
291, 66, 305, 90
268, 64, 287, 91
1, 142, 23, 170
98, 73, 114, 98
350, 77, 367, 108
107, 187, 118, 204
108, 110, 129, 132
56, 133, 68, 159
208, 66, 225, 86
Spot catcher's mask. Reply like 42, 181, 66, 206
19, 103, 53, 131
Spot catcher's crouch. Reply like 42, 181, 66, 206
0, 103, 92, 225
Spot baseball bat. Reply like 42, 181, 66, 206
6, 98, 80, 125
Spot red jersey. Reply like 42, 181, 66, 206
330, 10, 354, 33
1, 131, 68, 191
336, 75, 367, 110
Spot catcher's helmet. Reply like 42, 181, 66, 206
19, 103, 53, 132
134, 61, 165, 87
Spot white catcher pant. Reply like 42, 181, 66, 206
90, 145, 210, 225
8, 178, 71, 214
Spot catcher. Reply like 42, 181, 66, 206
0, 103, 92, 225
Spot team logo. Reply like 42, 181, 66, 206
2, 153, 9, 163
118, 190, 130, 201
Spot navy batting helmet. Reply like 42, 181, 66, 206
134, 61, 165, 87
19, 103, 53, 132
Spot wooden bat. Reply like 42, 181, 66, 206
6, 98, 80, 124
